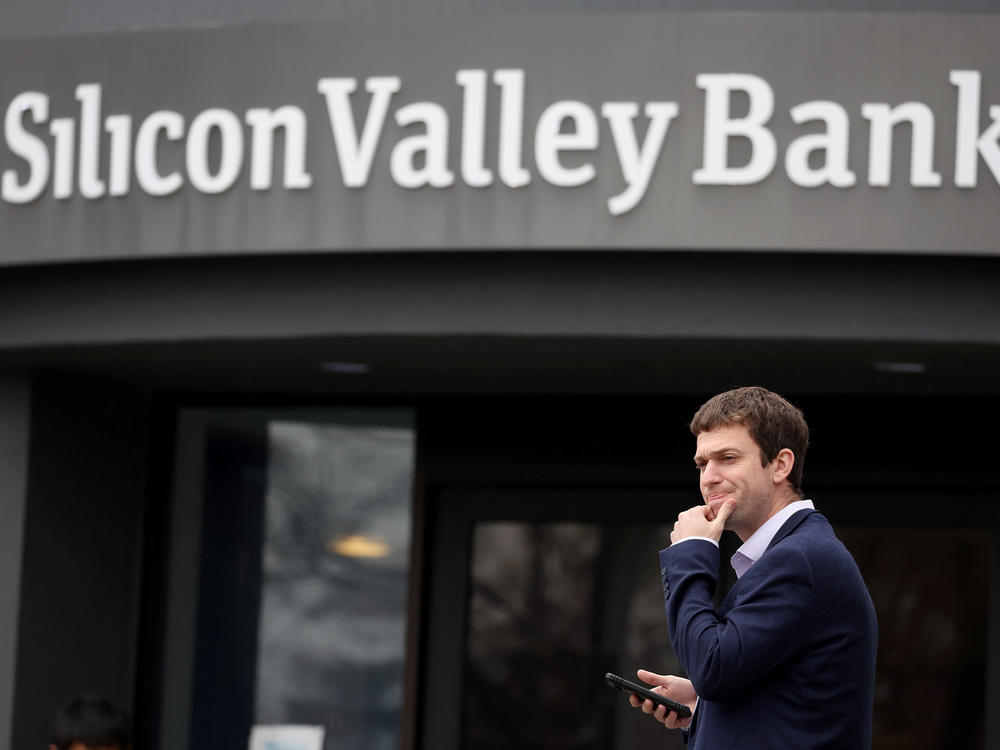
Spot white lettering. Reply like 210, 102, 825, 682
534, 100, 597, 187
861, 102, 940, 187
391, 102, 454, 188
602, 101, 678, 215
785, 101, 855, 188
951, 70, 1000, 188
694, 74, 776, 185
186, 108, 244, 194
9, 68, 1000, 214
456, 69, 492, 187
76, 83, 106, 199
106, 114, 132, 196
2, 92, 50, 204
317, 76, 400, 187
494, 69, 530, 188
134, 110, 184, 196
49, 118, 75, 199
245, 106, 312, 190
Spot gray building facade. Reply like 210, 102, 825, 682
1, 3, 998, 749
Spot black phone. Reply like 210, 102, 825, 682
604, 672, 692, 718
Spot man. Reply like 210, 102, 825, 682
49, 694, 132, 750
629, 386, 877, 748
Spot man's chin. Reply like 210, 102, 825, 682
706, 496, 731, 512
709, 502, 741, 529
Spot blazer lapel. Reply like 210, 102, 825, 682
718, 508, 818, 613
765, 508, 817, 552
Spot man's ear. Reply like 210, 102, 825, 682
771, 448, 795, 484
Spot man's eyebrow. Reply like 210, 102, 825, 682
693, 446, 744, 462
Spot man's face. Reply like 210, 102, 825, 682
693, 423, 780, 541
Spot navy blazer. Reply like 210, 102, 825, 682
660, 509, 878, 749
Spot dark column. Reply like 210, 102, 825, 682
0, 373, 30, 748
11, 373, 149, 749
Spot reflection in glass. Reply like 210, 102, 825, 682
839, 528, 988, 749
464, 522, 686, 750
255, 419, 414, 750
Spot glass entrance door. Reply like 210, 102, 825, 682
420, 487, 700, 750
155, 408, 417, 750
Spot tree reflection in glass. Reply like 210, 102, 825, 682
255, 418, 414, 750
464, 522, 685, 750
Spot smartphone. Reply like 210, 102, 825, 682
604, 672, 692, 718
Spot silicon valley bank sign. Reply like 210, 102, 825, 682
5, 70, 999, 215
0, 13, 998, 262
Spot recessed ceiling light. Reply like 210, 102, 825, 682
320, 361, 370, 374
874, 361, 926, 374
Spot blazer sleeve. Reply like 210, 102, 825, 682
660, 539, 816, 702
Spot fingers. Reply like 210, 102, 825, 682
630, 669, 694, 730
672, 504, 720, 543
636, 668, 669, 687
652, 702, 684, 727
712, 499, 736, 529
633, 694, 664, 717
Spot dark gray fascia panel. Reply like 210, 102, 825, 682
1, 0, 999, 40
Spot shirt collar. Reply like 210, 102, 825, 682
730, 498, 815, 578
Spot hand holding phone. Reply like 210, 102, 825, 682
604, 672, 693, 718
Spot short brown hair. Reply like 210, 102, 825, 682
51, 695, 131, 750
690, 386, 809, 492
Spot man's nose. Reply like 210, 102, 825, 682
701, 461, 721, 485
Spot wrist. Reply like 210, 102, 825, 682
670, 535, 719, 548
